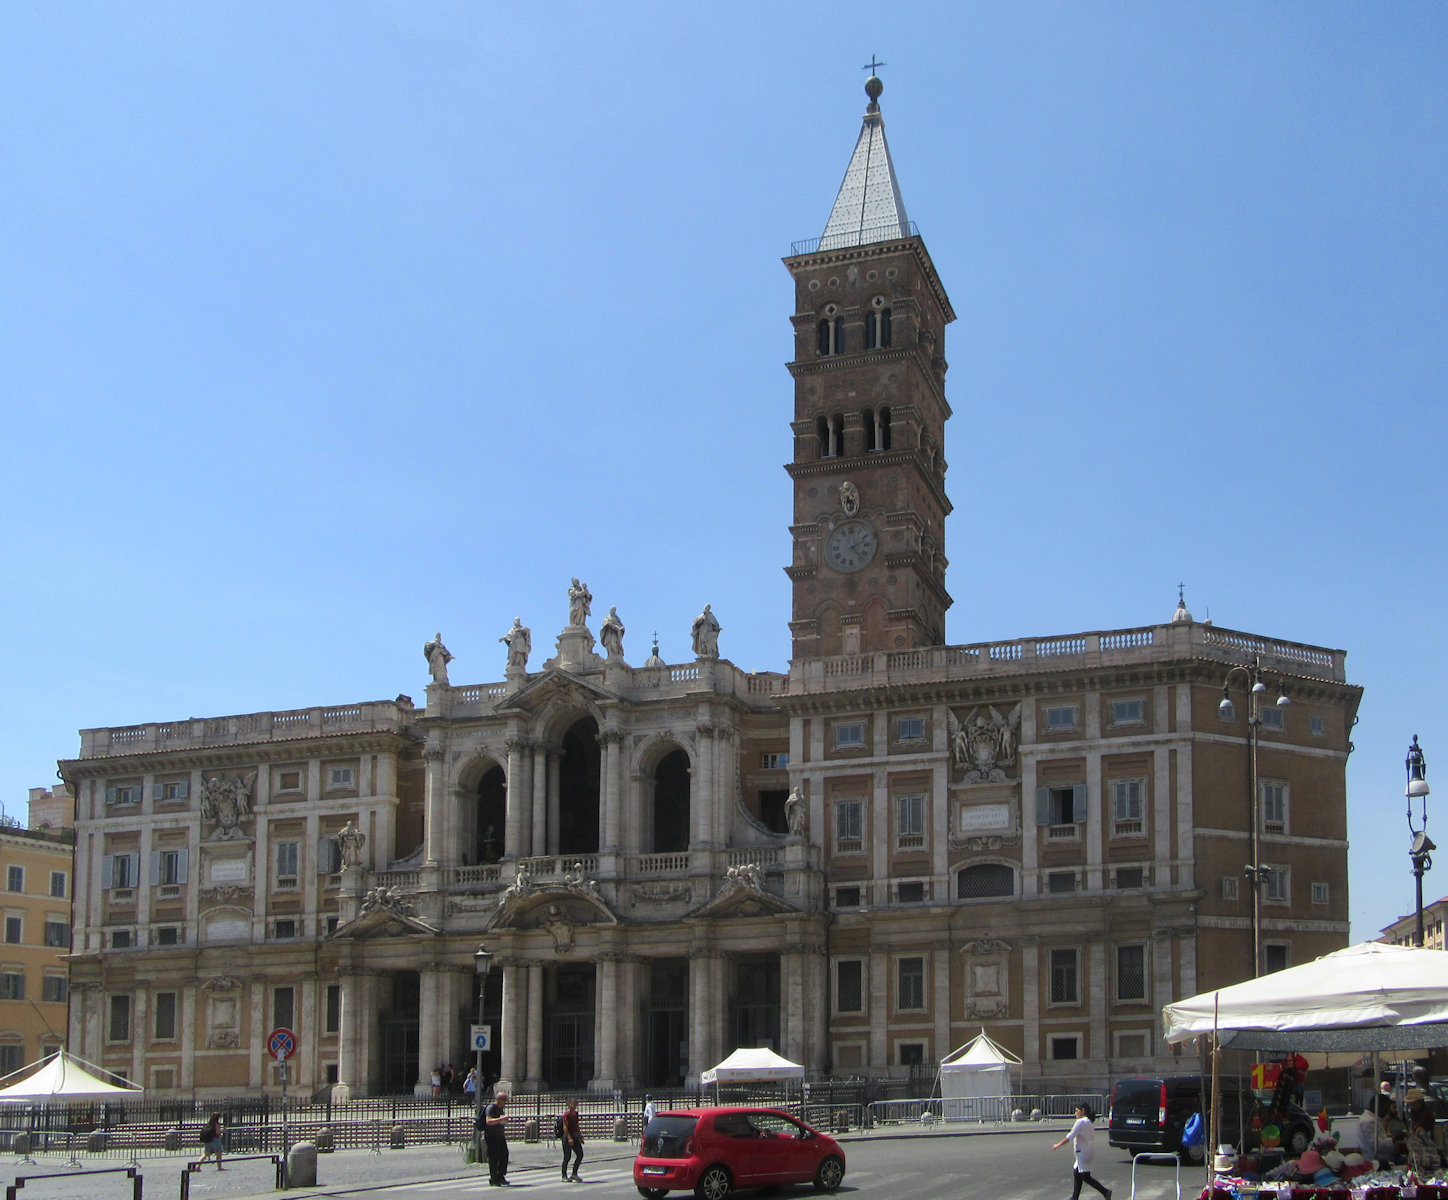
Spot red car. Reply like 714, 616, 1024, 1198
633, 1106, 846, 1200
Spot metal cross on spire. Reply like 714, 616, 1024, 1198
863, 55, 886, 76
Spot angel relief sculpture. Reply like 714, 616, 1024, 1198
947, 704, 1022, 783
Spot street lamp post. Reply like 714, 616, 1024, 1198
1406, 736, 1433, 948
473, 945, 493, 1166
1219, 655, 1290, 978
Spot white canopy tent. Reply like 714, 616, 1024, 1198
1162, 942, 1448, 1053
700, 1048, 805, 1086
938, 1031, 1020, 1120
0, 1051, 144, 1102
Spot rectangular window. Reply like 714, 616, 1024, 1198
318, 839, 342, 876
1264, 943, 1290, 974
1264, 866, 1288, 903
154, 779, 189, 802
835, 960, 863, 1013
1311, 881, 1329, 905
0, 972, 24, 1000
898, 1042, 925, 1067
1050, 1035, 1080, 1060
895, 716, 925, 742
110, 930, 133, 949
154, 992, 177, 1040
1310, 715, 1326, 736
155, 926, 180, 945
108, 995, 131, 1042
1116, 944, 1147, 1002
758, 752, 789, 769
276, 770, 303, 792
1111, 779, 1144, 836
1115, 866, 1145, 890
274, 918, 297, 939
41, 975, 66, 1003
1110, 699, 1145, 726
325, 984, 341, 1034
897, 880, 926, 903
105, 783, 142, 806
5, 867, 22, 893
275, 841, 300, 883
1260, 782, 1287, 833
834, 800, 864, 853
834, 723, 865, 749
897, 957, 925, 1011
834, 885, 861, 908
0, 1046, 23, 1075
273, 986, 295, 1031
895, 794, 926, 849
1047, 871, 1077, 894
2, 916, 20, 944
153, 848, 188, 886
325, 915, 339, 934
49, 872, 66, 899
327, 766, 355, 789
1221, 875, 1239, 901
106, 853, 138, 889
43, 920, 69, 948
1260, 706, 1286, 731
1115, 1031, 1150, 1059
1045, 705, 1079, 732
1037, 785, 1086, 826
1049, 948, 1079, 1004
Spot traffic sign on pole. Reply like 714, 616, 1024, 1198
268, 1027, 297, 1061
470, 1024, 492, 1052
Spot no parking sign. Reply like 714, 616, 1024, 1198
268, 1027, 297, 1061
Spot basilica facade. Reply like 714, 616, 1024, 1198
60, 78, 1360, 1098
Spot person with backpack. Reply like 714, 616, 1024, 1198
197, 1112, 225, 1170
560, 1098, 584, 1182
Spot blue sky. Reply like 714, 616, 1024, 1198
2, 3, 1445, 945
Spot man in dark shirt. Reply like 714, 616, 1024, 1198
483, 1091, 510, 1186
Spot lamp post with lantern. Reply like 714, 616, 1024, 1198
1406, 736, 1433, 948
1218, 655, 1290, 978
472, 945, 493, 1166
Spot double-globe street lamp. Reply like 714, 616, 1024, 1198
1406, 736, 1433, 948
1219, 655, 1290, 979
473, 945, 493, 1166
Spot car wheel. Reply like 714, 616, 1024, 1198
1285, 1123, 1312, 1156
1179, 1142, 1205, 1165
638, 1190, 668, 1200
694, 1164, 732, 1200
813, 1154, 845, 1192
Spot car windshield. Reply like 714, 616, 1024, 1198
642, 1115, 698, 1159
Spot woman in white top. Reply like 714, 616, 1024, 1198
1052, 1103, 1111, 1200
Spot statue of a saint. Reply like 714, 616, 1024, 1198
424, 632, 453, 685
600, 606, 625, 658
691, 604, 721, 658
567, 578, 592, 627
784, 788, 807, 837
500, 618, 531, 671
337, 819, 367, 869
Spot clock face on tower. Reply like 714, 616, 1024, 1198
824, 519, 878, 573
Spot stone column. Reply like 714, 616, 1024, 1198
712, 727, 735, 844
686, 951, 712, 1084
594, 953, 620, 1088
249, 980, 266, 1090
499, 959, 524, 1088
692, 725, 714, 847
526, 962, 545, 1091
180, 986, 198, 1091
868, 948, 888, 1067
1021, 937, 1041, 1074
531, 746, 549, 858
780, 946, 804, 1064
423, 744, 446, 867
334, 971, 366, 1101
415, 964, 445, 1096
547, 752, 562, 856
601, 730, 623, 853
505, 738, 529, 861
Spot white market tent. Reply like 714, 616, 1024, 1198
0, 1051, 143, 1102
939, 1031, 1020, 1100
1162, 942, 1448, 1053
700, 1048, 805, 1086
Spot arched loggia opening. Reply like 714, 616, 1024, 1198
559, 717, 601, 855
651, 749, 691, 853
474, 764, 506, 864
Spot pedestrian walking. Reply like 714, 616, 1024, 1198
464, 1066, 478, 1101
561, 1098, 584, 1181
1052, 1104, 1111, 1200
643, 1095, 656, 1124
431, 1066, 442, 1098
197, 1112, 225, 1170
483, 1090, 510, 1186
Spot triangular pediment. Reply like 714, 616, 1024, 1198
689, 871, 800, 920
332, 904, 440, 940
493, 669, 618, 716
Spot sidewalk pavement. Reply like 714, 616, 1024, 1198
0, 1117, 1074, 1200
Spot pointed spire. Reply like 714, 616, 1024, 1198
819, 70, 912, 251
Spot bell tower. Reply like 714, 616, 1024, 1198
784, 74, 954, 661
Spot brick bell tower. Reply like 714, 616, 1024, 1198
784, 73, 954, 661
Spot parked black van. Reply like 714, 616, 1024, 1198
1107, 1074, 1314, 1162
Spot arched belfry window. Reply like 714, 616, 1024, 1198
830, 413, 844, 457
816, 415, 831, 458
863, 408, 877, 453
817, 305, 843, 357
877, 405, 891, 451
867, 296, 892, 349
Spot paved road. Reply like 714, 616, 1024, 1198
0, 1124, 1208, 1200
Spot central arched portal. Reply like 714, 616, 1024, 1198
558, 716, 600, 855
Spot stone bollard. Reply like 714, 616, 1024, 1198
390, 1124, 406, 1148
164, 1129, 181, 1151
1012, 1108, 1026, 1122
287, 1141, 318, 1186
13, 1132, 30, 1156
524, 1118, 539, 1143
1031, 1108, 1044, 1122
87, 1130, 108, 1152
314, 1127, 335, 1152
613, 1116, 629, 1142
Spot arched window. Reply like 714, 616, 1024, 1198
957, 862, 1014, 899
816, 415, 830, 458
877, 405, 891, 451
559, 716, 601, 855
816, 306, 843, 356
830, 413, 844, 457
867, 298, 892, 349
652, 750, 691, 853
475, 764, 506, 864
862, 408, 876, 452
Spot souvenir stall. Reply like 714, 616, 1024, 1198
1162, 943, 1448, 1200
